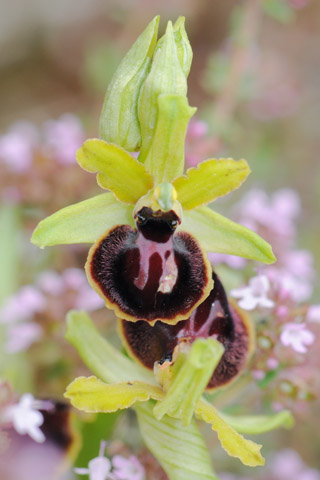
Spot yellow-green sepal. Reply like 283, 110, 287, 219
99, 16, 159, 151
144, 95, 195, 183
31, 193, 134, 248
138, 21, 187, 163
76, 139, 153, 203
153, 339, 224, 426
181, 206, 276, 264
136, 402, 218, 480
220, 410, 295, 435
64, 376, 163, 413
195, 398, 265, 467
173, 158, 250, 209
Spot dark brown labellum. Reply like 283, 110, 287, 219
86, 207, 212, 325
119, 271, 254, 390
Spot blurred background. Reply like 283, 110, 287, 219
0, 0, 319, 479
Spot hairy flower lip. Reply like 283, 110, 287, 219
85, 209, 213, 326
119, 270, 255, 389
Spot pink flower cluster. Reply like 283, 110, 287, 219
0, 268, 104, 354
210, 188, 319, 413
75, 441, 145, 480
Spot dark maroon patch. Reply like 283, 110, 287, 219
121, 271, 252, 389
40, 402, 74, 450
88, 207, 210, 323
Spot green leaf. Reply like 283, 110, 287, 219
144, 95, 195, 183
173, 158, 250, 209
136, 402, 218, 480
153, 339, 224, 426
181, 206, 276, 264
99, 16, 159, 150
76, 139, 153, 203
138, 21, 188, 163
220, 410, 295, 435
65, 310, 155, 385
31, 193, 134, 248
65, 376, 163, 413
195, 399, 265, 467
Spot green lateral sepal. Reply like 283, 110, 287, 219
31, 193, 134, 247
181, 205, 276, 264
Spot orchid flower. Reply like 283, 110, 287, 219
31, 17, 275, 327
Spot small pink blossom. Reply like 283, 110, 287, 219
75, 441, 114, 480
230, 275, 275, 310
267, 358, 279, 370
0, 121, 39, 174
280, 323, 314, 354
2, 393, 45, 443
112, 455, 145, 480
5, 322, 42, 354
0, 286, 46, 324
42, 114, 85, 165
307, 305, 320, 323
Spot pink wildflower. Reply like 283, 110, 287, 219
2, 394, 45, 443
230, 275, 275, 310
112, 455, 145, 480
280, 323, 314, 354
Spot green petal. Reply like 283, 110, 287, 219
138, 21, 188, 163
173, 158, 250, 209
99, 16, 159, 151
220, 410, 295, 435
144, 95, 195, 183
65, 376, 163, 413
31, 193, 134, 248
195, 399, 265, 467
181, 206, 276, 264
153, 338, 224, 426
65, 310, 155, 385
137, 403, 218, 480
77, 139, 153, 203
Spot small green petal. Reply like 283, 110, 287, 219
31, 193, 134, 248
77, 139, 153, 203
153, 339, 224, 426
181, 206, 276, 264
137, 402, 218, 480
173, 158, 250, 209
64, 376, 163, 413
220, 410, 295, 435
65, 310, 155, 385
99, 16, 159, 151
144, 95, 195, 183
138, 21, 188, 163
195, 399, 265, 467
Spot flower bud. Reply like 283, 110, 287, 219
99, 16, 159, 151
138, 21, 188, 162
